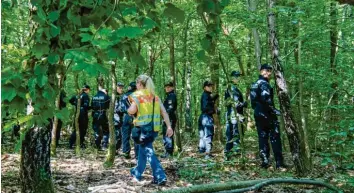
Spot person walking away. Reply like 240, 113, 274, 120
127, 74, 173, 185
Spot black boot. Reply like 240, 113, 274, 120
260, 155, 270, 168
275, 158, 288, 169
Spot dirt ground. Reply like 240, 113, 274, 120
1, 134, 353, 193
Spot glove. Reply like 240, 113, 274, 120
273, 109, 281, 116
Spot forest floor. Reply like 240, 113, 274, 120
1, 131, 354, 193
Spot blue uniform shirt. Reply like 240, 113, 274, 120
253, 75, 277, 118
201, 91, 218, 115
163, 90, 177, 120
91, 91, 110, 115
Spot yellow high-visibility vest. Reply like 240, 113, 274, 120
130, 89, 161, 132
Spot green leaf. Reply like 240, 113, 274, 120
64, 50, 95, 62
114, 27, 144, 38
55, 108, 70, 120
67, 8, 81, 26
48, 53, 60, 64
122, 7, 137, 16
37, 6, 47, 23
50, 25, 61, 37
131, 53, 146, 66
163, 3, 185, 23
60, 0, 68, 9
37, 75, 48, 88
32, 43, 50, 59
84, 63, 109, 76
48, 11, 60, 22
34, 64, 48, 76
72, 62, 88, 71
43, 87, 55, 100
79, 33, 92, 42
196, 50, 207, 62
1, 85, 17, 102
142, 18, 158, 30
91, 39, 113, 49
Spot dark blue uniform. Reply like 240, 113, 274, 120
119, 89, 139, 158
91, 90, 110, 149
198, 91, 218, 154
224, 85, 246, 155
114, 94, 123, 151
162, 90, 177, 155
69, 92, 90, 148
251, 75, 283, 167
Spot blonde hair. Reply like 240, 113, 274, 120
136, 74, 155, 95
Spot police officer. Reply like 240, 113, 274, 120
250, 64, 286, 168
224, 71, 247, 159
120, 82, 137, 159
161, 82, 177, 158
199, 81, 219, 159
69, 85, 91, 149
91, 88, 110, 150
114, 82, 125, 153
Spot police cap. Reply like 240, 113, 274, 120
117, 82, 124, 87
230, 71, 241, 78
82, 84, 90, 90
203, 80, 214, 88
164, 81, 174, 87
260, 64, 273, 71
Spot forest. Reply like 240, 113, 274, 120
1, 0, 354, 192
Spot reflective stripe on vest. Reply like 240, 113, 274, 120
131, 89, 161, 131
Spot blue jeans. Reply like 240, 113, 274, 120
130, 132, 167, 182
224, 121, 240, 154
198, 114, 214, 153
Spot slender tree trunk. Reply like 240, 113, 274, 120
169, 23, 182, 152
267, 0, 311, 175
248, 0, 262, 68
329, 2, 339, 129
183, 16, 192, 133
50, 65, 64, 156
135, 41, 142, 77
20, 126, 54, 193
105, 62, 117, 167
74, 74, 82, 156
294, 20, 312, 170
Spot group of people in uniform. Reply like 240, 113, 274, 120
52, 63, 286, 178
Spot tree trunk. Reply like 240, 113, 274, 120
183, 16, 192, 133
329, 2, 339, 130
248, 0, 262, 68
267, 0, 311, 176
105, 62, 117, 167
20, 126, 54, 193
293, 20, 312, 170
169, 23, 182, 152
74, 74, 82, 156
50, 66, 64, 156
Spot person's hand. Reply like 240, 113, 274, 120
273, 109, 281, 116
166, 126, 174, 137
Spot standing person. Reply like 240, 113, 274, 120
91, 88, 110, 150
199, 81, 219, 159
69, 85, 91, 149
128, 74, 173, 185
114, 82, 125, 154
120, 82, 137, 159
250, 64, 286, 169
224, 71, 247, 160
161, 82, 177, 158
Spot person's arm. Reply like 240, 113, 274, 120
127, 101, 137, 115
159, 98, 173, 137
259, 83, 279, 115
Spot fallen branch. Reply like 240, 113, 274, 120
156, 178, 341, 193
217, 178, 342, 193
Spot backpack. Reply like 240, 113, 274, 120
250, 80, 261, 109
